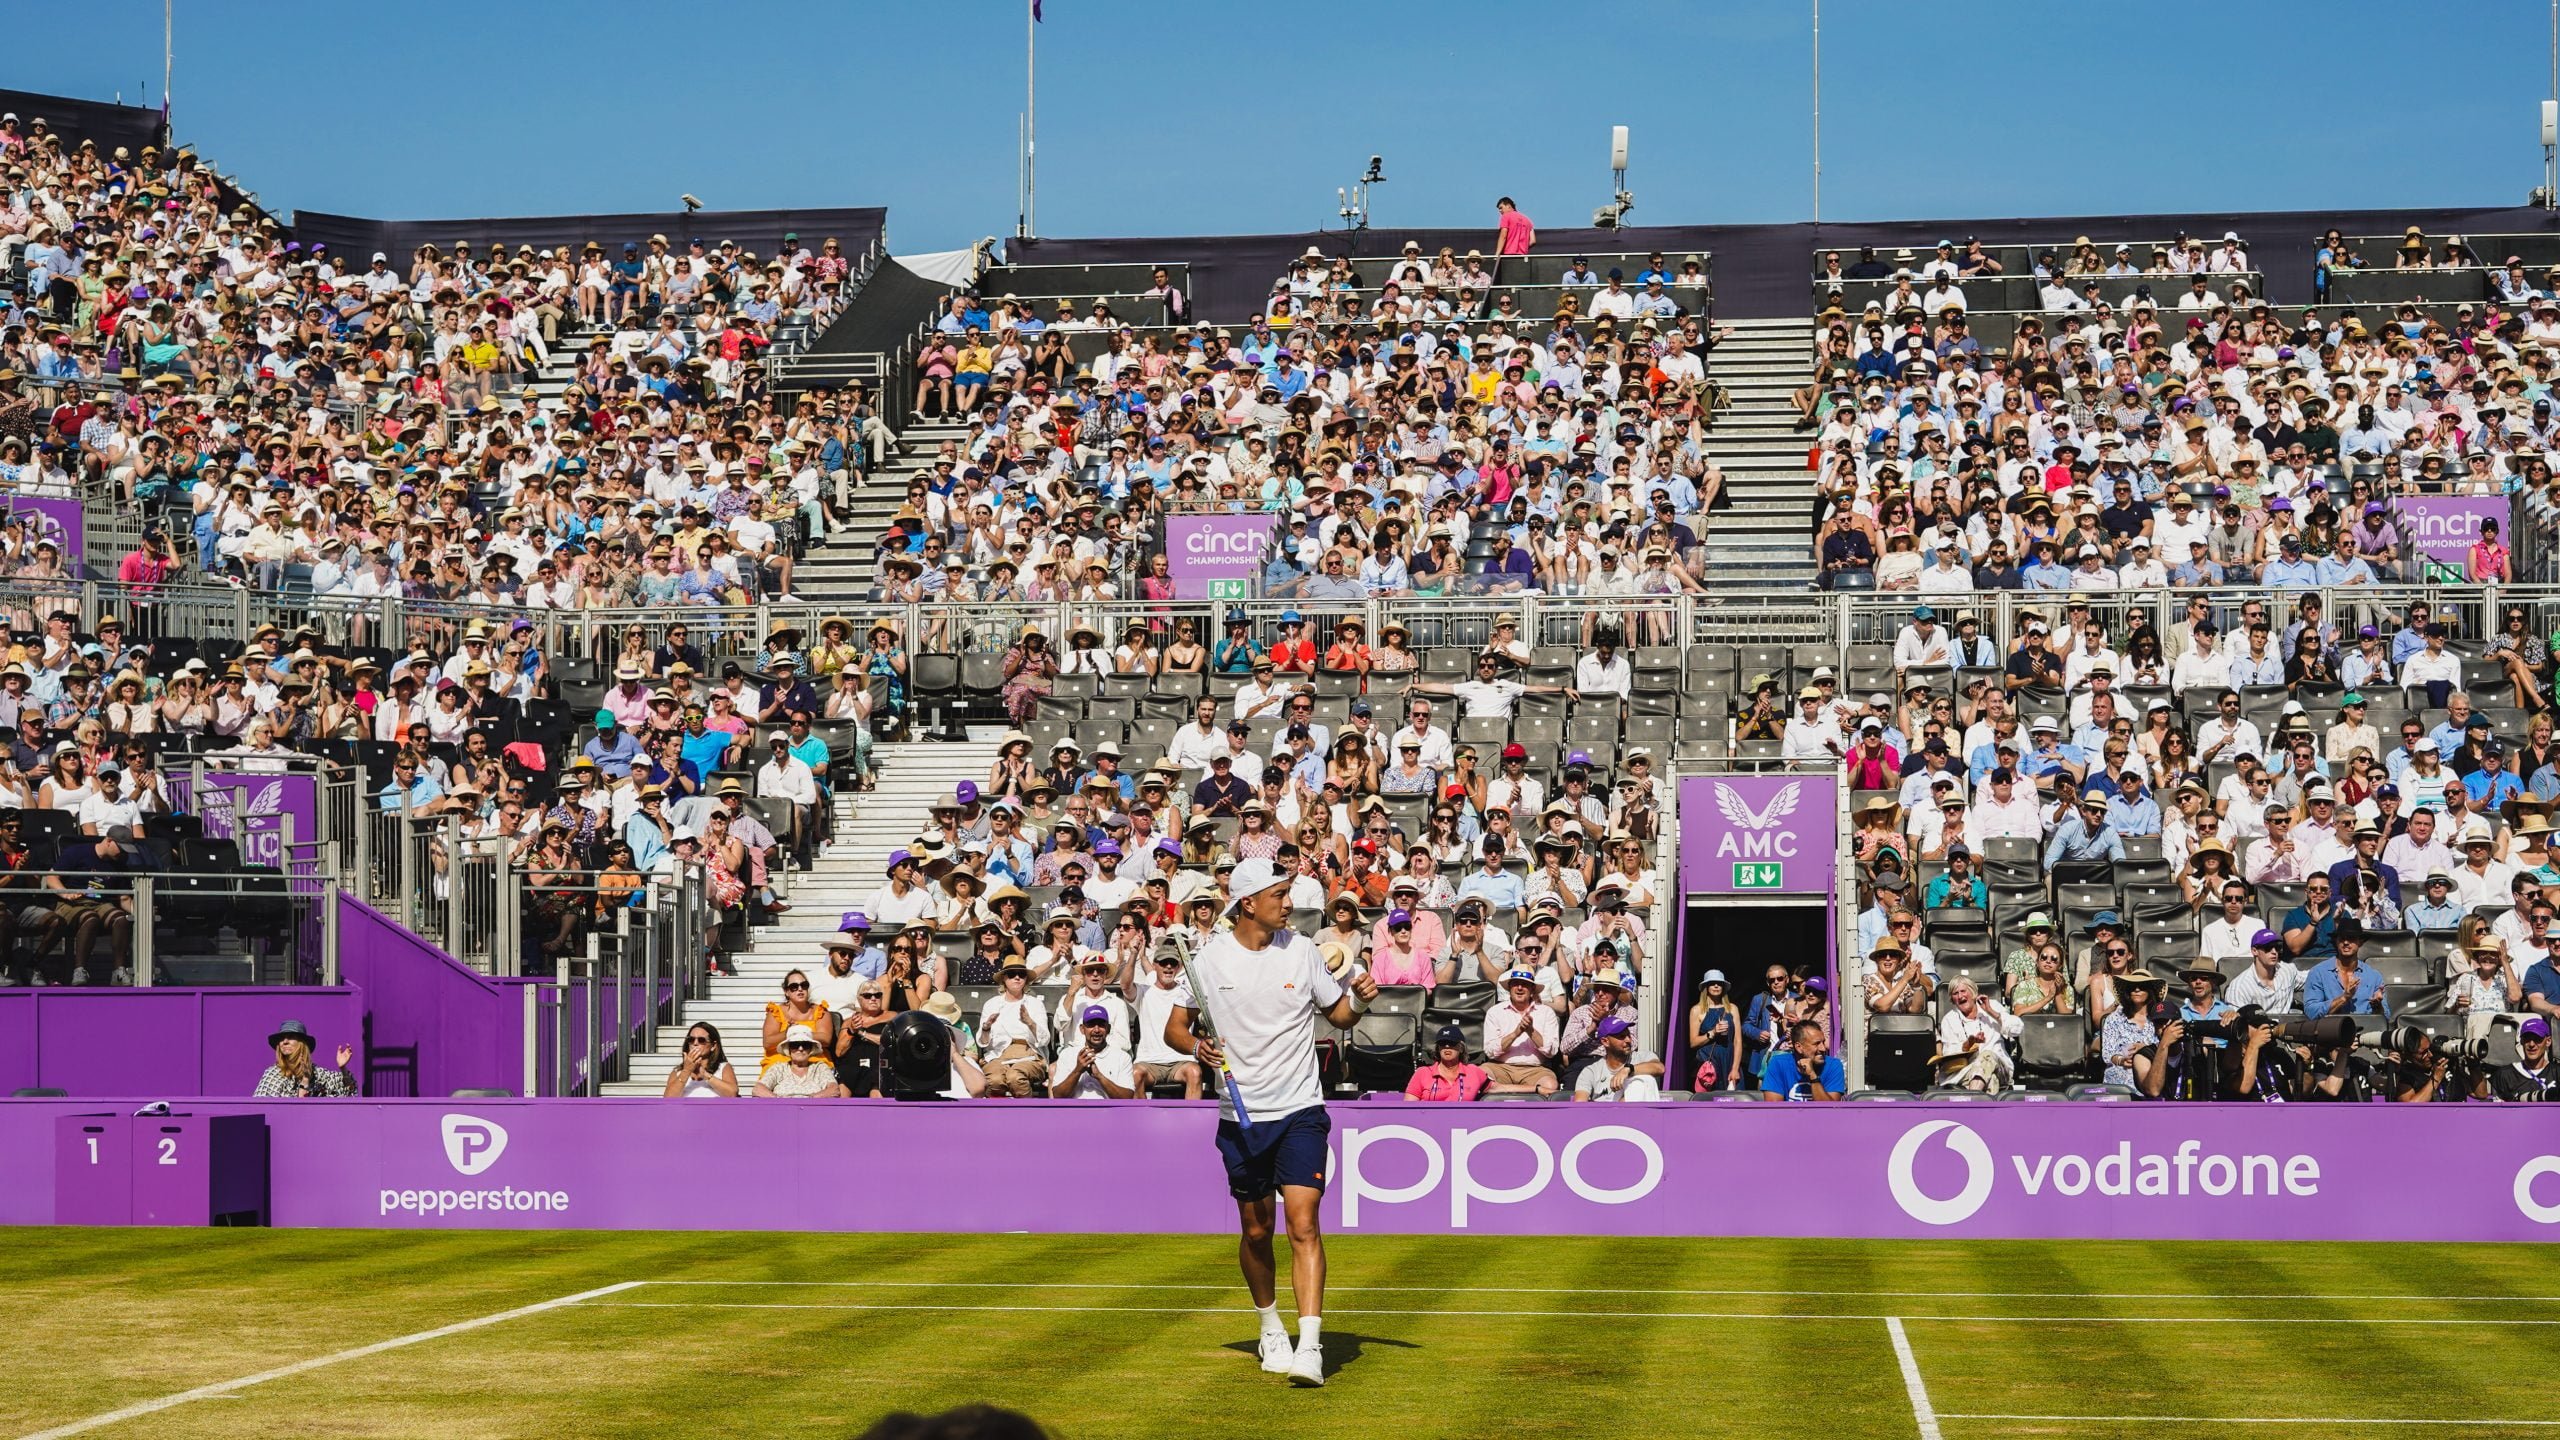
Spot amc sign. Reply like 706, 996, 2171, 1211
1679, 775, 1837, 895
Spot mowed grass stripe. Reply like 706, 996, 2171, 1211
9, 1232, 2554, 1440
1901, 1312, 2560, 1436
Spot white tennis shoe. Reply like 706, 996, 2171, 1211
1287, 1342, 1325, 1387
1258, 1329, 1293, 1374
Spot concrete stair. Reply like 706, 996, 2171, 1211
785, 419, 970, 608
607, 736, 1001, 1094
1703, 316, 1819, 592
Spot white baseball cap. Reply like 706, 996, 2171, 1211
1225, 856, 1292, 912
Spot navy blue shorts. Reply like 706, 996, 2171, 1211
1215, 1106, 1332, 1202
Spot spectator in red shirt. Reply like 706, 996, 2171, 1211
1403, 1024, 1488, 1101
1267, 611, 1317, 672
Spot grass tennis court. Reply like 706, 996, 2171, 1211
8, 1229, 2558, 1439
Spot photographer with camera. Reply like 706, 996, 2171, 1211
2222, 1005, 2303, 1102
2164, 961, 2240, 1100
2384, 1025, 2457, 1103
2489, 1016, 2558, 1101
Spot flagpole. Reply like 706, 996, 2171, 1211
163, 0, 173, 133
1021, 0, 1037, 239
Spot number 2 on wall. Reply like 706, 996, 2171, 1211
156, 1137, 178, 1166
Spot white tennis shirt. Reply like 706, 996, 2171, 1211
1172, 928, 1343, 1124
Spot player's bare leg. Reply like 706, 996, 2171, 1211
1238, 1196, 1292, 1372
1282, 1183, 1327, 1386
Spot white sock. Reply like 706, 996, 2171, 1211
1297, 1316, 1322, 1347
1257, 1303, 1285, 1335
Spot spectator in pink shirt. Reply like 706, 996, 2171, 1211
1494, 196, 1535, 255
1403, 1024, 1488, 1101
1370, 875, 1447, 976
600, 661, 656, 729
1368, 908, 1440, 988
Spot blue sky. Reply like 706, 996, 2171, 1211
32, 0, 2559, 253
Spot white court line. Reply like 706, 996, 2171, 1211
636, 1279, 2560, 1304
1940, 1417, 2560, 1429
1885, 1318, 1942, 1440
585, 1300, 2560, 1326
15, 1281, 642, 1440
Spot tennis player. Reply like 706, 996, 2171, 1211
1166, 855, 1378, 1387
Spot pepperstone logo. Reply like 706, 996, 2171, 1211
1886, 1120, 1995, 1226
441, 1114, 509, 1176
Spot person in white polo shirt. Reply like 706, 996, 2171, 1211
1165, 856, 1377, 1388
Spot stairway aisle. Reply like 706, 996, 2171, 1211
789, 419, 972, 609
609, 738, 1001, 1095
1702, 316, 1819, 592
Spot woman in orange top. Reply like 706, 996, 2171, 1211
1321, 617, 1372, 676
762, 969, 836, 1070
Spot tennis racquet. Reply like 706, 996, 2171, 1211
1165, 930, 1252, 1126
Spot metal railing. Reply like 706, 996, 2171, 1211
129, 866, 339, 989
520, 869, 710, 1096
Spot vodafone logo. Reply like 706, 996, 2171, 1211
2516, 1157, 2560, 1224
1886, 1120, 1995, 1226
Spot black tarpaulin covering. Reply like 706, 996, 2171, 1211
287, 206, 888, 265
1016, 205, 2560, 323
0, 88, 167, 157
794, 258, 961, 359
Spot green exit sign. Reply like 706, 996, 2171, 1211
1206, 579, 1249, 600
1731, 862, 1785, 890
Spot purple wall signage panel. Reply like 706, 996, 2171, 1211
331, 895, 535, 1100
2, 494, 84, 566
7, 1099, 2560, 1242
0, 987, 363, 1098
1166, 514, 1278, 599
1677, 775, 1838, 895
2396, 495, 2509, 564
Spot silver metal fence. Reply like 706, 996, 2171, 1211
130, 869, 339, 989
518, 869, 708, 1096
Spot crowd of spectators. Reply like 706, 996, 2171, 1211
1804, 227, 2560, 593
710, 640, 1674, 1100
0, 112, 883, 614
0, 115, 907, 984
873, 230, 1733, 609
1825, 592, 2560, 1099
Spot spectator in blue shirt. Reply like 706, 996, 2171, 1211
583, 711, 644, 778
1922, 850, 1986, 909
1455, 842, 1525, 912
2263, 536, 2321, 589
376, 754, 447, 813
2300, 921, 2385, 1016
2044, 791, 2126, 870
1759, 1020, 1846, 1101
2465, 742, 2527, 810
2105, 772, 2163, 838
2390, 606, 2436, 666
